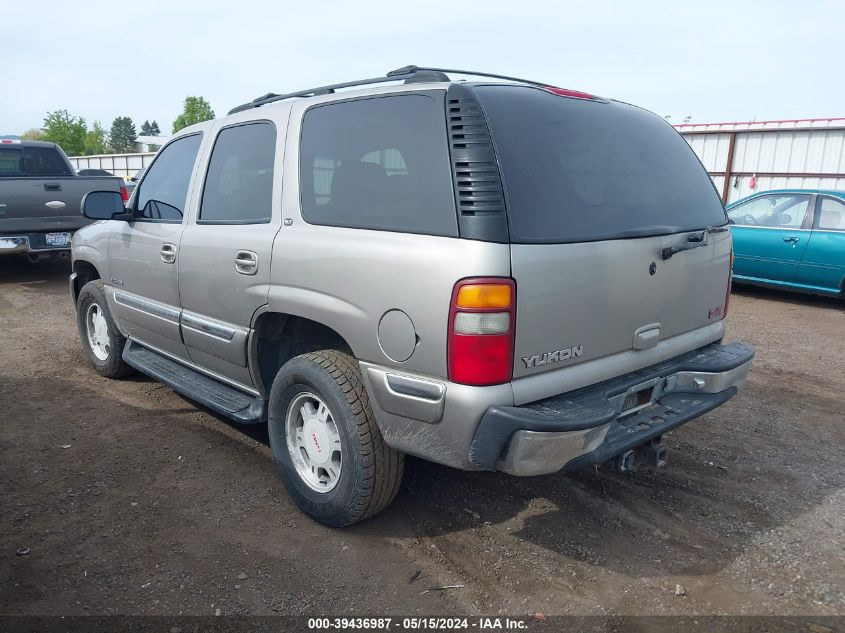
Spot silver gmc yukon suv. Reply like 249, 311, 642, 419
70, 66, 754, 526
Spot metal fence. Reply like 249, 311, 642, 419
676, 118, 845, 204
67, 152, 157, 180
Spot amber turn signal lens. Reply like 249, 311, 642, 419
455, 284, 512, 309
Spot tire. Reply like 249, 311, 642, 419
268, 350, 404, 527
76, 280, 133, 379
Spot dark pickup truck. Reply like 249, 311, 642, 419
0, 140, 126, 259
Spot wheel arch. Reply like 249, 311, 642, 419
250, 312, 355, 396
71, 260, 101, 303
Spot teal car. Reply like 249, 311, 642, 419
727, 189, 845, 297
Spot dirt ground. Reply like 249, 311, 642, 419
1, 256, 843, 617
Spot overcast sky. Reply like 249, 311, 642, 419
3, 0, 842, 135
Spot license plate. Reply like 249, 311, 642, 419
45, 232, 71, 247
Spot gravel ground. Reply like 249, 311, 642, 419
0, 257, 842, 617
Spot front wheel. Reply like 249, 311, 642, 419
76, 280, 133, 378
268, 350, 404, 527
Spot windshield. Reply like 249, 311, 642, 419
474, 85, 726, 243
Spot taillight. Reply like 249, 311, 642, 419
119, 184, 129, 202
541, 86, 594, 100
448, 278, 516, 386
724, 247, 734, 319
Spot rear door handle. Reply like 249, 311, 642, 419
43, 182, 62, 192
782, 237, 800, 244
160, 243, 177, 264
235, 250, 258, 275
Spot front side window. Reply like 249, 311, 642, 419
817, 197, 845, 231
199, 122, 276, 224
299, 94, 457, 236
136, 134, 202, 222
728, 194, 810, 229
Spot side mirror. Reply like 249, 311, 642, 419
81, 191, 131, 220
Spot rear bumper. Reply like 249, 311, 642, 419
471, 341, 754, 475
0, 233, 72, 254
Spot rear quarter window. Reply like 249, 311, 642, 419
299, 94, 458, 236
475, 85, 727, 243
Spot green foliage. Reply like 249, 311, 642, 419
42, 110, 87, 156
149, 120, 161, 136
140, 120, 162, 136
108, 116, 137, 153
21, 128, 45, 141
83, 121, 108, 155
172, 96, 215, 133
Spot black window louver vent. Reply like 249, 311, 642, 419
445, 84, 509, 243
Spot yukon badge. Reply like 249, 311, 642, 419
522, 345, 583, 368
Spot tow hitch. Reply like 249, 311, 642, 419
614, 436, 667, 473
638, 436, 668, 468
614, 450, 636, 473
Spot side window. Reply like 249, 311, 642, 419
728, 194, 810, 228
24, 147, 72, 176
299, 94, 457, 236
136, 134, 202, 222
199, 122, 276, 224
816, 197, 845, 231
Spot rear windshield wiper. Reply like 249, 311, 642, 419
661, 225, 730, 260
661, 230, 707, 260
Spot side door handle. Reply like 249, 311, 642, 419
160, 243, 177, 264
782, 236, 800, 244
235, 250, 258, 275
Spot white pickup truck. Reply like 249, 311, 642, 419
0, 139, 126, 260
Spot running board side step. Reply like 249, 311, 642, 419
123, 340, 265, 424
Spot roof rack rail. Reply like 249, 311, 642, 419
387, 65, 547, 86
227, 65, 550, 115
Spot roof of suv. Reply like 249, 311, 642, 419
227, 65, 596, 116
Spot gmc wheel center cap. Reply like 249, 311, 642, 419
302, 418, 331, 465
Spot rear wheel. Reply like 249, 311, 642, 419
76, 280, 133, 378
268, 350, 404, 527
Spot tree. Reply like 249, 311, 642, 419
21, 128, 45, 141
109, 116, 137, 153
149, 120, 161, 136
172, 96, 215, 133
42, 110, 87, 156
83, 121, 108, 155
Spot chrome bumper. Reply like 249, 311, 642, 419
0, 234, 71, 254
0, 236, 31, 254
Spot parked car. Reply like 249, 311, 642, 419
727, 189, 845, 297
0, 140, 126, 259
125, 168, 145, 195
76, 168, 114, 177
70, 65, 754, 526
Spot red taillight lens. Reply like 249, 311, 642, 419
448, 277, 515, 386
119, 184, 129, 202
724, 247, 734, 319
541, 86, 594, 100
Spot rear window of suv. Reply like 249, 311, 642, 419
474, 85, 726, 243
